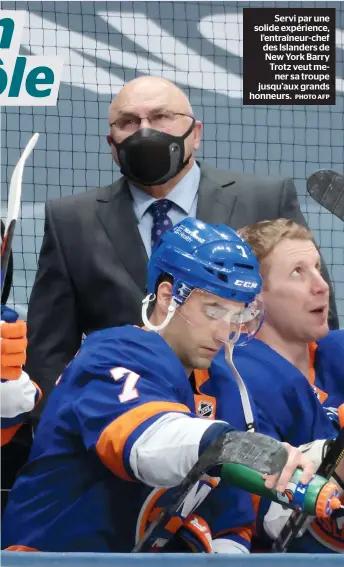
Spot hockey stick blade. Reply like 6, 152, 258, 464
307, 170, 344, 222
132, 431, 288, 552
1, 133, 40, 296
273, 426, 344, 552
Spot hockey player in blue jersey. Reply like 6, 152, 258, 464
1, 305, 41, 444
1, 305, 42, 513
2, 218, 314, 554
234, 218, 344, 553
1, 221, 42, 513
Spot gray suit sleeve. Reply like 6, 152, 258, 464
25, 202, 82, 419
279, 177, 339, 330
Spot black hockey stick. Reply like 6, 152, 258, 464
273, 427, 344, 552
133, 430, 288, 552
307, 170, 344, 222
1, 221, 13, 305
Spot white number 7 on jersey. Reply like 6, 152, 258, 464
110, 367, 140, 403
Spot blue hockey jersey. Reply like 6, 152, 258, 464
312, 330, 344, 413
2, 326, 259, 553
233, 337, 339, 445
233, 333, 343, 553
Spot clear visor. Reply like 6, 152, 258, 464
227, 296, 264, 346
176, 290, 264, 347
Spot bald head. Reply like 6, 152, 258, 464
109, 76, 193, 123
107, 76, 202, 188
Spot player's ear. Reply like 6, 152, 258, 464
157, 281, 173, 314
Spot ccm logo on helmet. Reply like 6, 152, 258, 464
234, 280, 258, 289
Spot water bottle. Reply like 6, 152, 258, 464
221, 464, 342, 518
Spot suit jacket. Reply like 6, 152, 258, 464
26, 162, 339, 418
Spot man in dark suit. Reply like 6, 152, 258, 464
26, 76, 338, 418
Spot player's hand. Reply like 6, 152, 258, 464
1, 306, 27, 380
263, 442, 315, 493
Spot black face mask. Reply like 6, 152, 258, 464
110, 119, 195, 186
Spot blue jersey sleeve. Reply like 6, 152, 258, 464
72, 367, 191, 481
58, 331, 194, 482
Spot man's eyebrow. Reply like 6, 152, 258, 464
113, 109, 137, 118
114, 106, 171, 118
149, 106, 170, 114
287, 256, 321, 268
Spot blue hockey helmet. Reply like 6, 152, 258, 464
147, 217, 262, 305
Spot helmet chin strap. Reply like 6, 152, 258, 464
141, 294, 178, 331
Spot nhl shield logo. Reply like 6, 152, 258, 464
197, 400, 214, 418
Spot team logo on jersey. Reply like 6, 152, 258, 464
310, 513, 344, 552
135, 476, 219, 546
197, 400, 214, 418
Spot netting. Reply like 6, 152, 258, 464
1, 1, 344, 325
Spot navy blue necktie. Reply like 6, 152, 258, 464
149, 199, 173, 251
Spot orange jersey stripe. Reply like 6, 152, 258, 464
194, 369, 210, 392
31, 380, 43, 409
214, 524, 253, 543
250, 493, 261, 537
308, 342, 328, 404
5, 545, 38, 552
337, 403, 344, 429
96, 401, 190, 481
1, 423, 22, 446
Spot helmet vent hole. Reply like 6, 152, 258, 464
234, 263, 254, 270
217, 273, 228, 283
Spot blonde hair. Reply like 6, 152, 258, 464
238, 219, 313, 275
